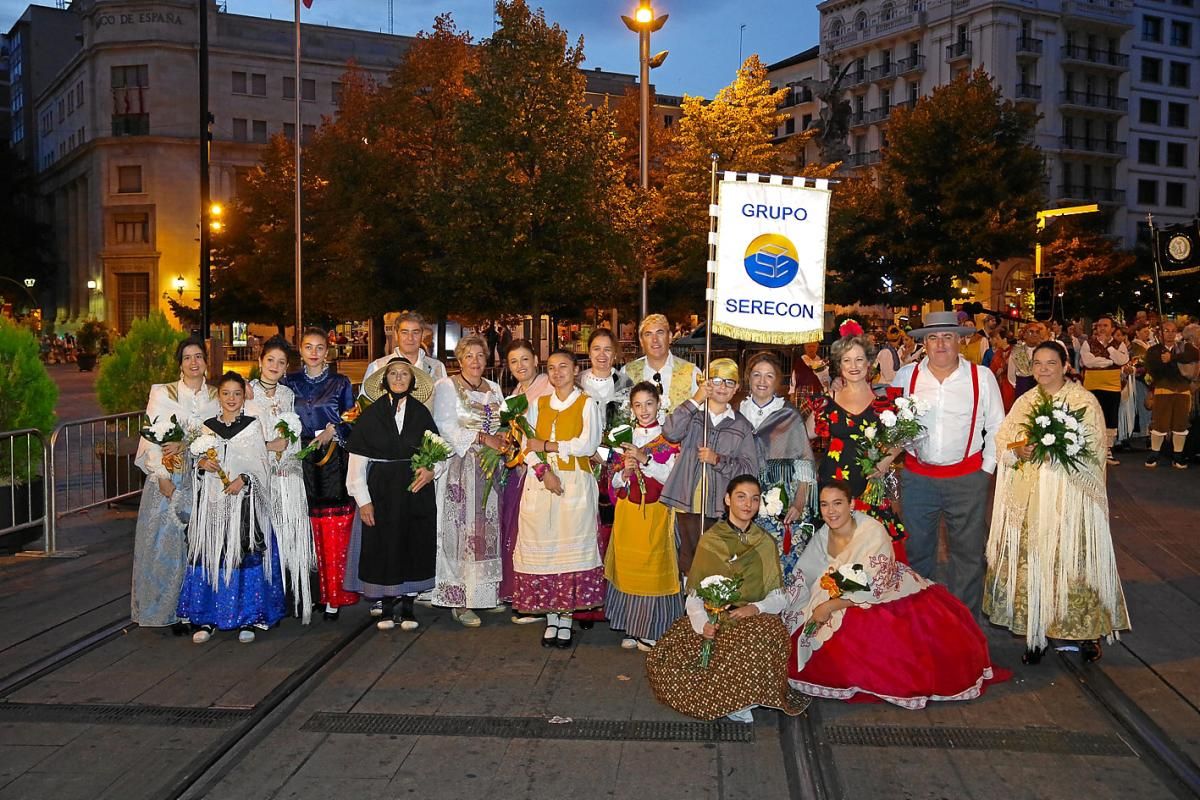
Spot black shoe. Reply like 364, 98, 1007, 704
171, 620, 190, 637
323, 608, 340, 621
554, 625, 573, 649
1145, 453, 1159, 468
1021, 646, 1046, 665
1080, 639, 1102, 663
541, 625, 558, 648
578, 620, 594, 630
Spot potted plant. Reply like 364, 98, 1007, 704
0, 318, 58, 552
94, 312, 186, 500
75, 319, 108, 372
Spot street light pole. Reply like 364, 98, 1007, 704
198, 0, 211, 340
623, 3, 668, 323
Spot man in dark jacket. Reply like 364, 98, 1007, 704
1144, 320, 1199, 469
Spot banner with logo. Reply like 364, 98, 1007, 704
711, 177, 831, 344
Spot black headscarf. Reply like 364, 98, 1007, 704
378, 357, 416, 412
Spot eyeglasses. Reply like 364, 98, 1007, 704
708, 378, 737, 388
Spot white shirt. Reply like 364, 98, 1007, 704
688, 398, 736, 427
345, 398, 408, 507
361, 348, 447, 397
610, 423, 676, 487
523, 388, 603, 464
739, 395, 786, 431
620, 354, 700, 411
1079, 339, 1130, 369
891, 356, 1004, 474
686, 589, 786, 633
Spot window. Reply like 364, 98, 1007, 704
115, 273, 150, 335
251, 73, 266, 97
908, 41, 919, 61
234, 168, 253, 198
1142, 15, 1163, 42
114, 213, 150, 245
332, 82, 343, 105
301, 79, 316, 102
785, 116, 795, 135
855, 11, 867, 31
1169, 20, 1191, 47
1137, 180, 1157, 205
252, 119, 267, 143
1166, 141, 1186, 167
111, 114, 149, 136
802, 113, 812, 129
909, 83, 919, 104
111, 64, 149, 88
881, 88, 892, 109
881, 2, 895, 21
76, 81, 84, 107
12, 117, 23, 144
117, 165, 142, 193
1139, 98, 1160, 124
283, 122, 296, 140
1168, 61, 1189, 88
57, 98, 65, 123
283, 76, 295, 99
663, 114, 674, 128
232, 117, 248, 141
1167, 102, 1188, 127
302, 123, 316, 143
1165, 182, 1186, 207
1138, 138, 1159, 164
830, 19, 843, 38
1141, 57, 1162, 83
67, 92, 74, 114
233, 71, 247, 94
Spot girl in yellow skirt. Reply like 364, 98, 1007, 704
605, 381, 683, 651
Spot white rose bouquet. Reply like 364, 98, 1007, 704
140, 414, 186, 473
273, 412, 303, 463
761, 484, 789, 519
189, 433, 231, 488
1013, 390, 1094, 472
850, 393, 929, 504
409, 430, 452, 492
693, 574, 743, 669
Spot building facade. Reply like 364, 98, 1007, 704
23, 0, 410, 332
767, 44, 823, 167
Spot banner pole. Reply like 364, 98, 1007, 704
1148, 212, 1164, 320
700, 154, 719, 521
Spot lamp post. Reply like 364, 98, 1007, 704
622, 2, 668, 322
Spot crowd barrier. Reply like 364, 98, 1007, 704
0, 428, 51, 548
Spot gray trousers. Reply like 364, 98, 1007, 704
899, 468, 992, 619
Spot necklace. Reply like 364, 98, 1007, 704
258, 377, 279, 392
460, 374, 484, 392
303, 364, 329, 382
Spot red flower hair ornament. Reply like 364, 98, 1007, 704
839, 318, 864, 337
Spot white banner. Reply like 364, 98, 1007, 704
711, 179, 830, 344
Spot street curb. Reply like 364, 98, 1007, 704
779, 700, 841, 800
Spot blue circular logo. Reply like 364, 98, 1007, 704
743, 233, 800, 288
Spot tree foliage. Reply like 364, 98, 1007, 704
95, 311, 186, 414
1040, 216, 1136, 290
828, 69, 1044, 305
0, 318, 57, 483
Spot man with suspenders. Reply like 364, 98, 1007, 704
892, 311, 1005, 618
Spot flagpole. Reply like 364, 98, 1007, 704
700, 153, 719, 521
1148, 212, 1164, 319
293, 0, 303, 344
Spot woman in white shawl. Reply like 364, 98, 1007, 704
985, 340, 1131, 664
788, 482, 1004, 709
245, 336, 315, 624
177, 372, 285, 644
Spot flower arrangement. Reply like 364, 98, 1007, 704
850, 393, 930, 504
761, 484, 789, 518
694, 574, 743, 669
140, 414, 187, 473
273, 412, 303, 462
409, 431, 452, 491
340, 396, 372, 426
1013, 390, 1094, 472
189, 433, 231, 488
479, 394, 546, 503
803, 564, 871, 636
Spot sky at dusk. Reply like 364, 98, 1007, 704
1, 1, 822, 98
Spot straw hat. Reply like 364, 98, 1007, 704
363, 357, 434, 405
908, 311, 975, 339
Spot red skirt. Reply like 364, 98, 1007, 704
789, 585, 1009, 709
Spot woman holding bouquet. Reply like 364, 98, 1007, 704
344, 358, 439, 631
132, 337, 218, 630
985, 340, 1130, 663
646, 475, 808, 722
787, 481, 1004, 707
431, 336, 507, 626
805, 325, 907, 559
740, 352, 816, 584
283, 327, 359, 621
514, 350, 605, 648
178, 372, 286, 644
499, 339, 552, 613
577, 328, 633, 630
604, 381, 682, 650
246, 336, 314, 624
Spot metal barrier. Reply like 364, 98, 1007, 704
0, 429, 50, 550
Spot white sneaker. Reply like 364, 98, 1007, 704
620, 637, 638, 650
726, 706, 755, 724
369, 600, 384, 617
399, 618, 420, 632
376, 619, 396, 631
192, 627, 212, 644
238, 629, 256, 644
635, 638, 656, 652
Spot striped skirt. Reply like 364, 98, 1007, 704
604, 584, 682, 641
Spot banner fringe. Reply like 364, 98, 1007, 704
711, 321, 824, 345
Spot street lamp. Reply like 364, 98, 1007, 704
23, 278, 35, 289
209, 202, 224, 233
173, 274, 187, 297
622, 2, 669, 322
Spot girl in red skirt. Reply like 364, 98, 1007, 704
787, 481, 1008, 708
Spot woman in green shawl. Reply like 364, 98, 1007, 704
645, 475, 809, 722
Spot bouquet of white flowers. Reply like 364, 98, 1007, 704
851, 394, 930, 505
761, 484, 789, 519
1013, 390, 1094, 472
189, 433, 231, 488
803, 563, 872, 636
409, 430, 452, 491
140, 414, 187, 473
273, 412, 303, 462
693, 574, 743, 669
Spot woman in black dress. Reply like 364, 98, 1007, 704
344, 358, 439, 631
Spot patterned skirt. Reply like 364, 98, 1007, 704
645, 614, 810, 721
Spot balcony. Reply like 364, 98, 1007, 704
896, 55, 926, 76
945, 40, 972, 63
1060, 0, 1133, 28
1060, 45, 1129, 69
867, 105, 893, 124
1016, 36, 1044, 56
1014, 82, 1043, 101
1058, 184, 1126, 204
845, 68, 870, 89
849, 109, 870, 129
782, 86, 814, 108
845, 150, 881, 168
874, 10, 921, 38
829, 30, 859, 50
1058, 136, 1126, 156
869, 61, 897, 82
1059, 90, 1128, 113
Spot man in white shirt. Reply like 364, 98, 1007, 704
892, 312, 1005, 618
362, 312, 448, 398
619, 314, 702, 413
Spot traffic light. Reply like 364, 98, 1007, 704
1033, 276, 1055, 321
1008, 306, 1020, 320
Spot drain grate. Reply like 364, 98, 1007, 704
302, 712, 754, 743
825, 724, 1132, 756
0, 701, 253, 728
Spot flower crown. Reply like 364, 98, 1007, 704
838, 318, 864, 338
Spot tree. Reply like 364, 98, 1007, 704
829, 69, 1044, 305
433, 0, 637, 318
656, 56, 832, 312
1040, 215, 1135, 291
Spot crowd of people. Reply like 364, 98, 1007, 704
129, 307, 1145, 723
